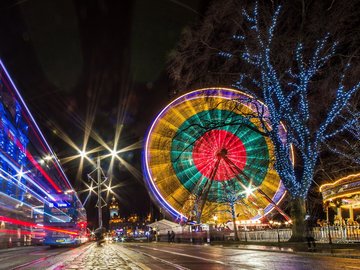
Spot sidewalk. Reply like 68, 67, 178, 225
50, 243, 147, 270
209, 240, 360, 258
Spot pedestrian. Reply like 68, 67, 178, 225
95, 226, 106, 246
167, 231, 171, 243
154, 230, 158, 242
171, 230, 175, 243
305, 219, 316, 251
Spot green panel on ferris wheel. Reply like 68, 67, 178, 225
170, 109, 270, 202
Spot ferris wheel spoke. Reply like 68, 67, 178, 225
224, 154, 290, 221
196, 157, 221, 221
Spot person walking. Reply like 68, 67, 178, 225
167, 231, 171, 243
305, 218, 316, 251
95, 227, 106, 246
171, 230, 175, 243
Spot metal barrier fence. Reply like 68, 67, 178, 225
237, 225, 360, 243
313, 225, 360, 243
237, 229, 292, 242
156, 226, 360, 243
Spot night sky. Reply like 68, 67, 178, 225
0, 0, 210, 227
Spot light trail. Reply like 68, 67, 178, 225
0, 124, 63, 194
0, 191, 72, 223
0, 60, 73, 190
0, 229, 32, 235
25, 150, 62, 193
0, 152, 54, 200
0, 168, 44, 203
0, 216, 78, 236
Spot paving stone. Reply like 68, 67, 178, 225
57, 243, 143, 270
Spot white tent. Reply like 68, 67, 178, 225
148, 219, 183, 235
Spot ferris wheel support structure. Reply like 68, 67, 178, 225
223, 155, 291, 221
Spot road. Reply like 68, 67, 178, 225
124, 243, 360, 270
0, 242, 359, 270
0, 245, 75, 269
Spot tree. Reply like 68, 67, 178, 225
219, 180, 259, 241
168, 0, 360, 241
324, 109, 360, 165
168, 0, 360, 95
222, 3, 360, 240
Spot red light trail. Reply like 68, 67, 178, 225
0, 216, 78, 236
24, 149, 62, 193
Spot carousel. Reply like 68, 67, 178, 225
320, 173, 360, 225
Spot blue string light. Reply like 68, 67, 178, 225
218, 51, 233, 58
228, 2, 360, 199
232, 35, 245, 41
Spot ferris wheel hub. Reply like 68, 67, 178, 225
216, 148, 228, 158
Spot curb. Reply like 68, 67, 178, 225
220, 244, 360, 259
144, 241, 360, 259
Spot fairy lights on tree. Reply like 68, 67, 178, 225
325, 111, 360, 165
218, 180, 258, 241
218, 2, 360, 240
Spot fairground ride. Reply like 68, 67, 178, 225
143, 87, 290, 224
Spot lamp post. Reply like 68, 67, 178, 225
77, 139, 137, 230
97, 156, 103, 228
69, 130, 140, 231
87, 155, 109, 229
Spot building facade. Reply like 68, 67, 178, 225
108, 196, 151, 239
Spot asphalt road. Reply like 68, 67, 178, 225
123, 243, 360, 270
0, 245, 76, 269
1, 242, 360, 270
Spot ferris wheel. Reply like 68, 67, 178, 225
143, 88, 287, 223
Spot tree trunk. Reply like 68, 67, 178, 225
288, 197, 306, 242
232, 216, 239, 241
230, 203, 239, 241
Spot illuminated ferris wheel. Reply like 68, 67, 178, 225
143, 88, 287, 223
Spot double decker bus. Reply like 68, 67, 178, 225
43, 192, 87, 246
0, 60, 87, 248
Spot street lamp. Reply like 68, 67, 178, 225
69, 136, 141, 229
49, 109, 142, 231
86, 155, 111, 229
74, 141, 140, 230
79, 150, 87, 159
79, 149, 118, 229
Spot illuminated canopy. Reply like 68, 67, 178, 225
320, 173, 360, 206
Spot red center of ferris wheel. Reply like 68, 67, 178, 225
192, 130, 247, 181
